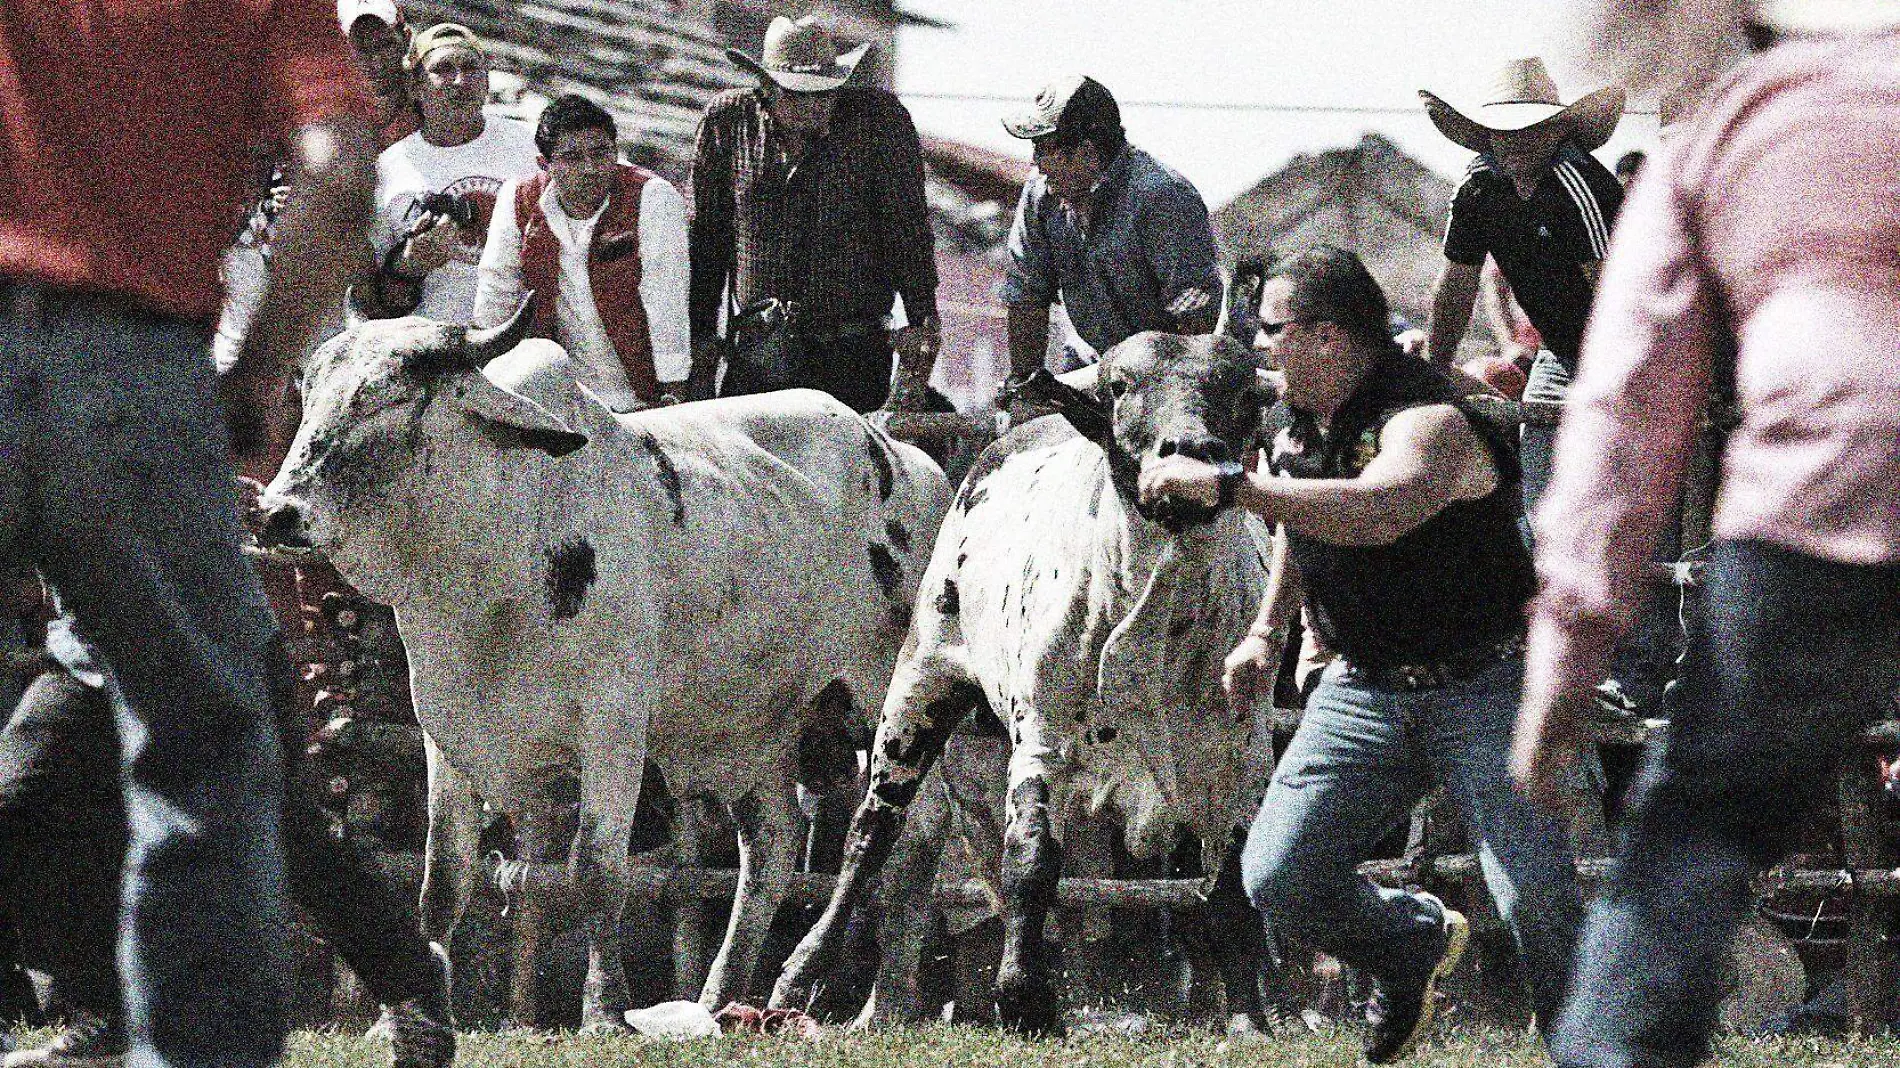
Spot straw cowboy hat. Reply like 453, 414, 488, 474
1754, 0, 1900, 32
726, 15, 870, 93
1419, 57, 1624, 155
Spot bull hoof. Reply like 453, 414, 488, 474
993, 973, 1065, 1038
580, 1013, 634, 1035
768, 975, 813, 1011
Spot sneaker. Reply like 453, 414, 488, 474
1362, 894, 1470, 1064
379, 942, 455, 1068
3, 1011, 126, 1068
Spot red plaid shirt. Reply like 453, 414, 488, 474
688, 87, 938, 341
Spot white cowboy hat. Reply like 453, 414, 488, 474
1419, 57, 1625, 155
726, 15, 870, 93
1755, 0, 1900, 32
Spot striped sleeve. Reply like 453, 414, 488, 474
1553, 153, 1623, 261
1441, 160, 1492, 266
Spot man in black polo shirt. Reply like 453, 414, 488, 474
1141, 247, 1585, 1064
1418, 59, 1671, 718
1420, 57, 1624, 509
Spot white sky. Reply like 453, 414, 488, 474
895, 0, 1663, 207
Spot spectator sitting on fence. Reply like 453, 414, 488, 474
0, 613, 454, 1068
996, 74, 1222, 420
371, 23, 538, 322
1139, 246, 1586, 1065
1418, 57, 1682, 726
689, 14, 942, 412
472, 95, 692, 411
1514, 4, 1900, 1067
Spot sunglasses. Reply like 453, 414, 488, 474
1259, 318, 1324, 338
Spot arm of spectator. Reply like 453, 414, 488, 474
212, 242, 270, 375
688, 97, 738, 346
1425, 259, 1482, 368
1517, 145, 1713, 808
870, 95, 940, 332
639, 178, 693, 391
1138, 182, 1223, 336
1000, 183, 1057, 381
471, 179, 526, 330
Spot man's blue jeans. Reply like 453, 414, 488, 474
1554, 540, 1900, 1068
1242, 651, 1585, 1029
0, 291, 290, 1068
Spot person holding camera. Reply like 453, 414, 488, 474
372, 23, 537, 323
473, 95, 692, 411
689, 14, 940, 413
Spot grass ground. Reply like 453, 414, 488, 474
11, 1024, 1896, 1067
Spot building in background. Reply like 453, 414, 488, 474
1214, 132, 1495, 361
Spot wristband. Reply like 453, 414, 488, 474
1214, 460, 1247, 509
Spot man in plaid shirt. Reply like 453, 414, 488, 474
689, 15, 941, 413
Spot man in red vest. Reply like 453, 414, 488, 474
474, 95, 692, 409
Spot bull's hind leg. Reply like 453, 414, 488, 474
861, 761, 956, 1027
993, 775, 1065, 1036
700, 760, 803, 1009
771, 660, 979, 1010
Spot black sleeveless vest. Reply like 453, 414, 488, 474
1269, 352, 1535, 671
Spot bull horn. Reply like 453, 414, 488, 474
342, 286, 371, 330
460, 292, 536, 367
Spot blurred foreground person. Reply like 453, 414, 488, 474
0, 1, 376, 1065
1516, 5, 1900, 1066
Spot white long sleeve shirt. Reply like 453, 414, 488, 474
474, 174, 691, 412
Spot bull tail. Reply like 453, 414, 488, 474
771, 663, 980, 1010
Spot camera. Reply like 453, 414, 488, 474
415, 191, 477, 229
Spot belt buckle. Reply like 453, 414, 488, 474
1397, 664, 1432, 691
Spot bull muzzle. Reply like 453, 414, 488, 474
255, 499, 316, 552
1140, 433, 1242, 531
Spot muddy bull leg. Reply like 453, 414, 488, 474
771, 665, 979, 1010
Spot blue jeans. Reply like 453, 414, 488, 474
0, 291, 290, 1068
1242, 651, 1585, 1029
1522, 351, 1681, 712
1554, 540, 1900, 1068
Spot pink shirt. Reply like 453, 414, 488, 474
1530, 31, 1900, 690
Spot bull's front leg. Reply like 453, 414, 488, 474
699, 759, 803, 1009
770, 663, 979, 1010
419, 732, 483, 958
993, 774, 1065, 1036
1200, 830, 1271, 1035
573, 715, 647, 1031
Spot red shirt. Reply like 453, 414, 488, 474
0, 0, 373, 319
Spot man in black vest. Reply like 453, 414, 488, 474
1140, 247, 1584, 1064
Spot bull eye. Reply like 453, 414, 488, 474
1108, 379, 1128, 398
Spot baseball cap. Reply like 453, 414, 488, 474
1003, 74, 1117, 140
337, 0, 402, 33
407, 23, 486, 68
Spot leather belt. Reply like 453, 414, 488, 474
1344, 633, 1526, 693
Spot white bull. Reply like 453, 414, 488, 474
258, 306, 950, 1027
772, 331, 1277, 1035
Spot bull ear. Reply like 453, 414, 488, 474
451, 374, 588, 457
461, 292, 537, 367
342, 287, 370, 331
1010, 368, 1111, 444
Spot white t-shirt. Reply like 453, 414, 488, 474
473, 175, 691, 411
374, 117, 539, 324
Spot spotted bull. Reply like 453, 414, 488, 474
772, 331, 1277, 1035
257, 305, 950, 1027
